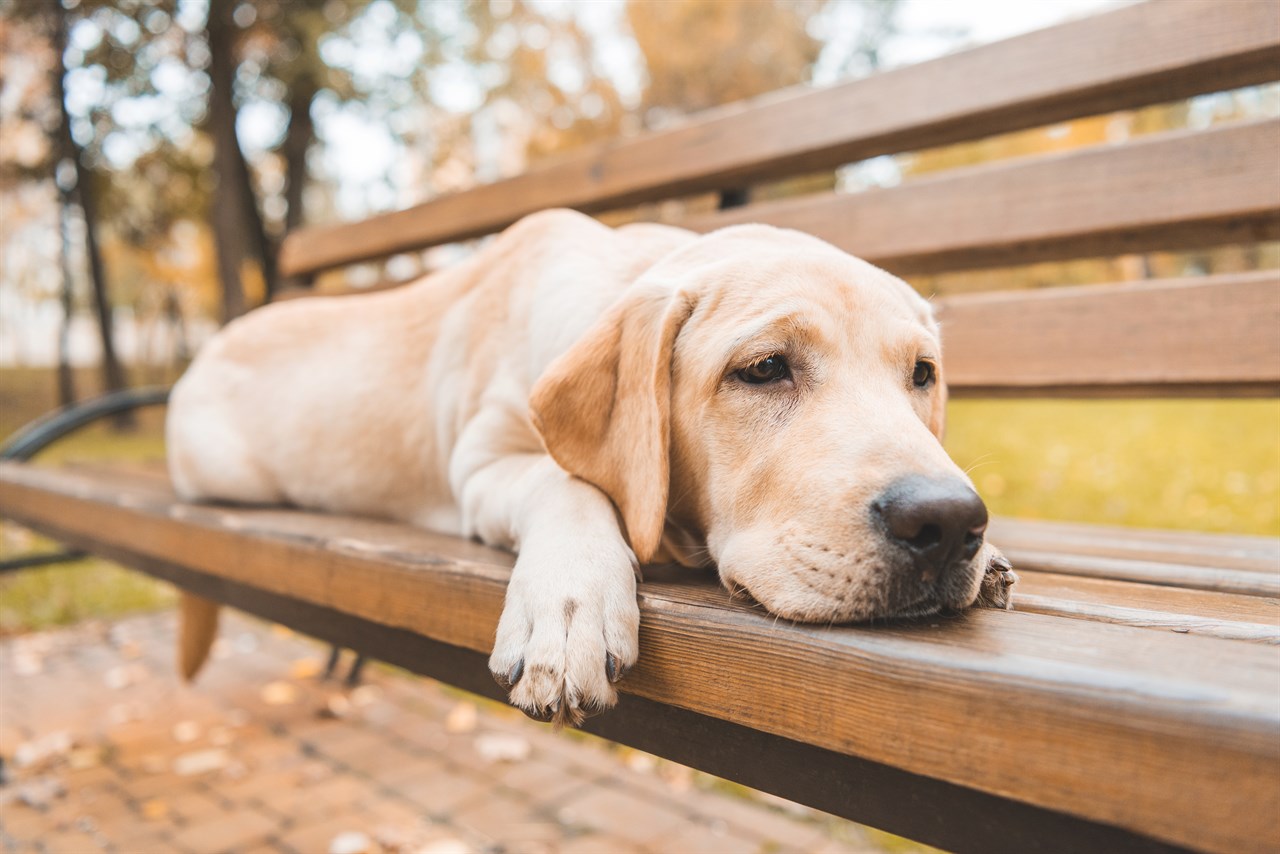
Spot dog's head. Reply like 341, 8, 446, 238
530, 224, 988, 622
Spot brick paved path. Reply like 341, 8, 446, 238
0, 611, 904, 854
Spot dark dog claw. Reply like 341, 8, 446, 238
606, 653, 630, 683
521, 703, 555, 723
492, 659, 524, 691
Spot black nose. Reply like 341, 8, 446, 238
872, 475, 988, 582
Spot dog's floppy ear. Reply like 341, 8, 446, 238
530, 285, 692, 564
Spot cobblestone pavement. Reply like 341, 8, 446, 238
0, 610, 903, 854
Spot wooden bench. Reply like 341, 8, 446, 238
3, 2, 1278, 851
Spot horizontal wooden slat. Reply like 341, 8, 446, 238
1013, 571, 1279, 642
935, 270, 1280, 396
130, 562, 1184, 854
686, 118, 1280, 276
278, 0, 1280, 277
1, 462, 1277, 852
990, 515, 1280, 574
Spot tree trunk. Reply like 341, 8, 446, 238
56, 195, 76, 407
205, 3, 277, 315
52, 6, 129, 423
280, 76, 317, 291
205, 2, 247, 322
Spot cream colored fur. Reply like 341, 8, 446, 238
167, 209, 1012, 725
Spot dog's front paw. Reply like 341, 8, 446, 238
975, 546, 1018, 610
488, 546, 640, 727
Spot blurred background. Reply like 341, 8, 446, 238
0, 0, 1277, 632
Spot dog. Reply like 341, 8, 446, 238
167, 209, 1016, 725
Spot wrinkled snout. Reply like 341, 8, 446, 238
872, 474, 988, 584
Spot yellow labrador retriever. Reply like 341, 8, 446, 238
168, 209, 1015, 725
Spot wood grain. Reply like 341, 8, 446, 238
1, 462, 1277, 852
1013, 571, 1279, 642
936, 271, 1280, 396
277, 0, 1280, 276
686, 119, 1280, 276
989, 515, 1280, 573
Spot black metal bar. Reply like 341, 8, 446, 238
345, 654, 367, 687
0, 387, 171, 462
718, 187, 751, 209
0, 549, 86, 574
323, 645, 343, 680
43, 531, 1184, 854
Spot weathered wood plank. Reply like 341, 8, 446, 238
1002, 551, 1280, 598
937, 271, 1280, 396
123, 558, 1189, 854
0, 462, 1276, 852
686, 119, 1280, 276
989, 516, 1280, 574
1013, 571, 1279, 642
277, 0, 1280, 276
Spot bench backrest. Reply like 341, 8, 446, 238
278, 0, 1280, 399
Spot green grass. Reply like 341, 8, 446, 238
0, 547, 176, 635
1, 369, 1277, 636
1, 367, 174, 635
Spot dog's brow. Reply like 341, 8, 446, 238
728, 312, 812, 351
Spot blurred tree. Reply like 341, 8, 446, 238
48, 2, 128, 416
205, 0, 261, 318
627, 0, 823, 125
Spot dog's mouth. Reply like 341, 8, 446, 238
882, 592, 945, 620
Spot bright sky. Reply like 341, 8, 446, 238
891, 0, 1135, 64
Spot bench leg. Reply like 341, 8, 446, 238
322, 646, 368, 686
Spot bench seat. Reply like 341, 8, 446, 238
2, 459, 1275, 853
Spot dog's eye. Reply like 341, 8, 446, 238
737, 355, 790, 384
912, 360, 936, 389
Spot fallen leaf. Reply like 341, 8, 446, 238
105, 704, 135, 726
172, 721, 202, 744
67, 747, 101, 770
17, 777, 65, 809
12, 652, 43, 676
350, 685, 381, 707
221, 760, 248, 781
474, 733, 531, 764
444, 703, 477, 734
139, 754, 167, 775
103, 664, 146, 690
318, 694, 352, 720
625, 752, 656, 774
14, 732, 73, 769
415, 840, 473, 854
261, 682, 298, 706
141, 799, 169, 821
329, 830, 374, 854
290, 658, 323, 679
172, 749, 228, 776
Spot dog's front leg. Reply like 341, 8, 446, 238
460, 454, 640, 726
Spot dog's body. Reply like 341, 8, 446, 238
168, 209, 1014, 724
